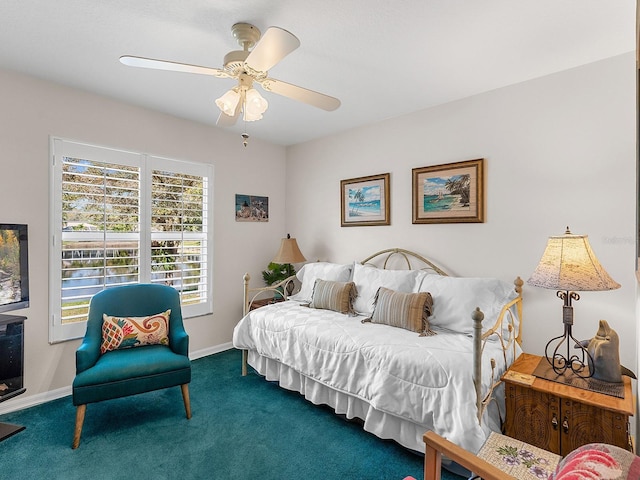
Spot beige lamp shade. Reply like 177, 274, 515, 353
527, 227, 620, 292
272, 234, 306, 264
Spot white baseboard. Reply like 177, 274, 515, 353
0, 343, 235, 415
0, 386, 71, 415
190, 342, 233, 360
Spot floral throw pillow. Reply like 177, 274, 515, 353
101, 309, 171, 354
548, 443, 640, 480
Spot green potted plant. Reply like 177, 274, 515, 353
262, 262, 296, 299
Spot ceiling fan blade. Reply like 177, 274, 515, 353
245, 27, 300, 73
120, 55, 231, 78
216, 101, 241, 127
258, 78, 340, 111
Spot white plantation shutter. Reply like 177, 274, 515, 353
150, 163, 209, 311
60, 157, 141, 325
50, 138, 213, 343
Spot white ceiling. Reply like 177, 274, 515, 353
2, 1, 635, 146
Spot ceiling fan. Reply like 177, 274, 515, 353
120, 23, 341, 127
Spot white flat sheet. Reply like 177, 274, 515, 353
233, 300, 520, 453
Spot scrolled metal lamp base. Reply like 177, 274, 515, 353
544, 290, 594, 379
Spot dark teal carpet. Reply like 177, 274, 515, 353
0, 349, 464, 480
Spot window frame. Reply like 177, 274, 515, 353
49, 137, 213, 343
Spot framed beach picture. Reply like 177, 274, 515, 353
340, 173, 390, 227
412, 159, 485, 224
235, 194, 269, 222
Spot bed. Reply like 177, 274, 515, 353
232, 248, 523, 454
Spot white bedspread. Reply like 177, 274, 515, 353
233, 300, 520, 454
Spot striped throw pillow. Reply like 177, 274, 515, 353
364, 287, 435, 335
309, 279, 356, 314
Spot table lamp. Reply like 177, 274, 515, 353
272, 234, 306, 264
527, 227, 620, 378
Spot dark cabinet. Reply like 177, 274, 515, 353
0, 315, 26, 402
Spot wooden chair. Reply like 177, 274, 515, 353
423, 431, 640, 480
424, 431, 512, 480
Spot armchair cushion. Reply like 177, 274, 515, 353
73, 344, 191, 405
101, 309, 171, 353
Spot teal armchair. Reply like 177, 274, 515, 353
72, 284, 192, 449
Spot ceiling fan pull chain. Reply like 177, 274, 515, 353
241, 91, 249, 147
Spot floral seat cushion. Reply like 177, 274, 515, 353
477, 432, 561, 479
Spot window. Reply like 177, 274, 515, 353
49, 138, 213, 343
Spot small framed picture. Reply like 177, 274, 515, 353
235, 194, 269, 222
340, 173, 390, 227
412, 159, 485, 224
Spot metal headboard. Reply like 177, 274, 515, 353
360, 247, 449, 276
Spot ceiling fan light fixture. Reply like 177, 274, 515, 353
215, 88, 241, 116
244, 88, 268, 121
243, 110, 263, 122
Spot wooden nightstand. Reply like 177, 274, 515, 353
248, 296, 284, 311
502, 353, 634, 456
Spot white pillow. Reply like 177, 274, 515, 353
351, 263, 424, 315
417, 275, 519, 337
288, 262, 353, 303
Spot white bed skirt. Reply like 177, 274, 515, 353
248, 349, 452, 453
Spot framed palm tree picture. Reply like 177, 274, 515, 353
412, 159, 485, 224
340, 173, 390, 227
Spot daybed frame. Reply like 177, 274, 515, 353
241, 248, 523, 430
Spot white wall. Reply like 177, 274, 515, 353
0, 69, 287, 409
286, 53, 637, 371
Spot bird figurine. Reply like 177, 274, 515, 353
577, 320, 636, 383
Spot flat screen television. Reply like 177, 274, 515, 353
0, 224, 29, 314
